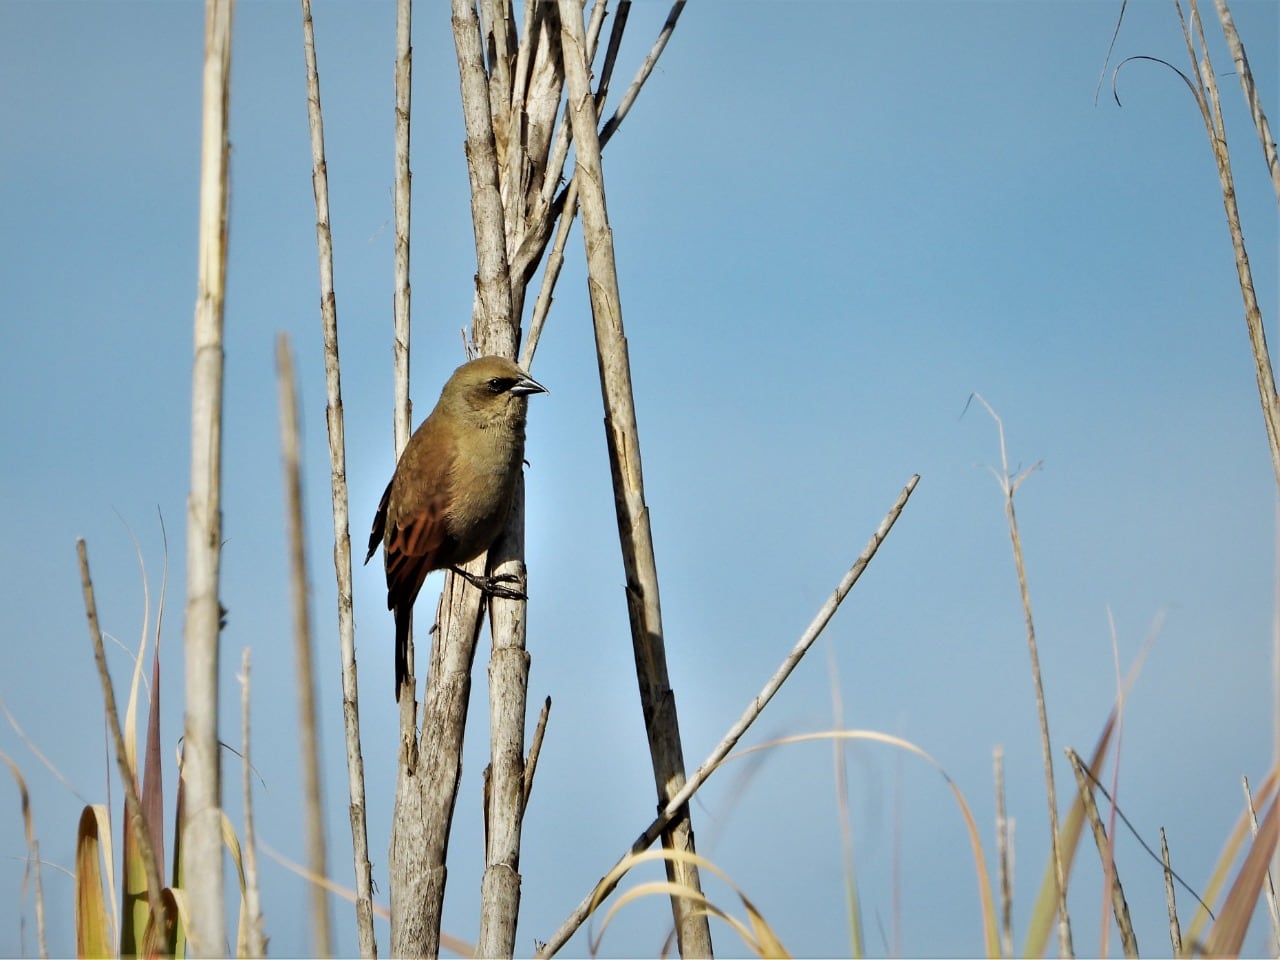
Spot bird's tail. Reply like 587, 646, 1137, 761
394, 603, 411, 702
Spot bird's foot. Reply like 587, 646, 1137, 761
451, 567, 528, 601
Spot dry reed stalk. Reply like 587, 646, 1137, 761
1178, 0, 1280, 491
554, 1, 711, 953
183, 0, 234, 951
974, 394, 1073, 958
1211, 0, 1280, 203
276, 335, 333, 956
1160, 827, 1184, 955
537, 475, 919, 957
297, 1, 376, 951
451, 3, 536, 953
237, 650, 267, 957
1065, 749, 1137, 958
995, 746, 1014, 959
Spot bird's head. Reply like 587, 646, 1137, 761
441, 355, 548, 429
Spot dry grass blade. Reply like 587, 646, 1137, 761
75, 805, 113, 958
1203, 794, 1280, 956
589, 847, 790, 959
1242, 775, 1280, 947
736, 730, 1000, 957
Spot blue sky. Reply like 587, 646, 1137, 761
2, 1, 1279, 956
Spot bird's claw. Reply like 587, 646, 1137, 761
451, 567, 528, 601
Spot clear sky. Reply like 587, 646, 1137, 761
2, 1, 1279, 956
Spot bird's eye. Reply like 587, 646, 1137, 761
487, 377, 514, 393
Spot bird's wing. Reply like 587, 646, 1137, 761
365, 479, 391, 564
382, 420, 458, 611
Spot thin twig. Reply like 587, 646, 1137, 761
537, 474, 920, 957
523, 696, 551, 811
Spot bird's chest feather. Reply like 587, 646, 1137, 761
445, 426, 522, 529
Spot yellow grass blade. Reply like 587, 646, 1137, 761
76, 805, 115, 957
735, 730, 1000, 957
1185, 767, 1280, 949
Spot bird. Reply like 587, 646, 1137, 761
366, 355, 548, 701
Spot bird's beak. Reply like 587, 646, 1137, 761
511, 374, 549, 397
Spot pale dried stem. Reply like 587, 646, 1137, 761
1211, 0, 1280, 204
995, 746, 1014, 959
78, 540, 170, 942
973, 393, 1072, 959
276, 335, 333, 956
1066, 749, 1137, 958
1160, 827, 1184, 955
183, 0, 233, 950
1180, 0, 1280, 492
298, 0, 376, 951
537, 475, 920, 958
523, 696, 551, 810
555, 2, 710, 954
238, 650, 267, 958
393, 0, 413, 463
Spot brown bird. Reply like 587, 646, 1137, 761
366, 355, 547, 700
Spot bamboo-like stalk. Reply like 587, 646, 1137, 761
298, 1, 377, 951
77, 540, 170, 943
1179, 0, 1280, 492
537, 475, 919, 958
238, 650, 267, 958
276, 334, 333, 957
183, 0, 234, 952
555, 3, 711, 955
449, 3, 533, 956
1211, 0, 1280, 204
393, 0, 413, 463
1160, 827, 1184, 955
1065, 748, 1137, 958
974, 395, 1073, 959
